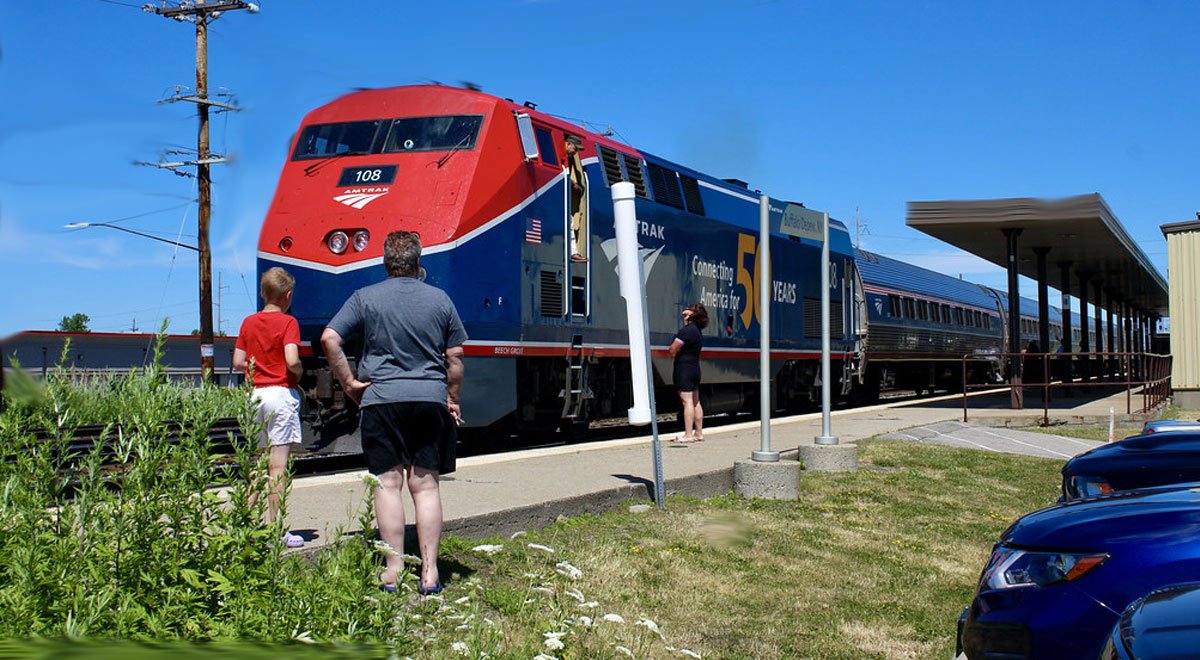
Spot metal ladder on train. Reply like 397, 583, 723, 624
560, 333, 594, 420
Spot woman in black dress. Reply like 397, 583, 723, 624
669, 303, 708, 442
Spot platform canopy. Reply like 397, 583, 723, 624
906, 193, 1168, 315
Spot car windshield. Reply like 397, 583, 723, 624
292, 120, 384, 159
381, 115, 483, 153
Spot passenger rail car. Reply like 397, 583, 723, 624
257, 85, 864, 441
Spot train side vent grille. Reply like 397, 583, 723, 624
680, 174, 705, 215
621, 153, 648, 198
647, 162, 684, 209
803, 299, 845, 338
540, 269, 563, 317
599, 146, 624, 187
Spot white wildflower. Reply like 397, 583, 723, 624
402, 554, 423, 566
293, 630, 315, 644
615, 645, 635, 658
533, 654, 558, 660
544, 637, 565, 651
510, 530, 526, 540
544, 631, 567, 639
361, 472, 382, 489
370, 540, 400, 557
454, 595, 471, 605
523, 572, 541, 579
445, 614, 465, 621
531, 586, 555, 595
577, 616, 593, 627
527, 543, 555, 554
602, 613, 626, 624
636, 618, 662, 637
678, 649, 702, 658
565, 588, 586, 603
555, 561, 583, 579
455, 624, 470, 631
471, 543, 504, 555
450, 641, 469, 656
579, 601, 599, 608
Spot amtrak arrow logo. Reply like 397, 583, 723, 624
333, 187, 390, 209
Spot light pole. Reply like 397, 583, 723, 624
65, 222, 198, 252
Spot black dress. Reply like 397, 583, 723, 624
673, 322, 703, 392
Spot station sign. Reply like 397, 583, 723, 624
780, 203, 825, 242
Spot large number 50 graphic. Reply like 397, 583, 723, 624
737, 233, 761, 328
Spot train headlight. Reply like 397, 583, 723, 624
278, 236, 293, 253
327, 231, 349, 254
353, 230, 370, 252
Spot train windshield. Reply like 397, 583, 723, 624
381, 115, 484, 153
292, 120, 384, 159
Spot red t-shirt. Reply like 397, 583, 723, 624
235, 311, 301, 388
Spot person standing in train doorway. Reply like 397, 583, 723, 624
565, 134, 588, 262
321, 231, 467, 595
670, 303, 708, 443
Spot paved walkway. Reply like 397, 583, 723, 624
284, 387, 1152, 552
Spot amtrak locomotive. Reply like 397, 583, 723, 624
256, 85, 1086, 444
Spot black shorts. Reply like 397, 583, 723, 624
359, 402, 457, 475
674, 363, 701, 393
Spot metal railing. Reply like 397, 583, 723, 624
960, 351, 1172, 425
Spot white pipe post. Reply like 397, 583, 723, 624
753, 194, 779, 461
612, 181, 665, 505
816, 211, 839, 445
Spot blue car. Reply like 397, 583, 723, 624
1061, 432, 1200, 500
957, 483, 1200, 659
1100, 582, 1200, 659
1141, 419, 1200, 434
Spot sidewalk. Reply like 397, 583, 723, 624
284, 388, 1154, 552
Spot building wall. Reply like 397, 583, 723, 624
1164, 220, 1200, 397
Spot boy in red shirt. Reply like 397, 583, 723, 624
233, 267, 305, 548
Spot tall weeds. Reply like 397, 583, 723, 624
0, 331, 399, 645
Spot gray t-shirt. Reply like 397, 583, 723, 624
327, 276, 468, 408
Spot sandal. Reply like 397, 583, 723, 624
417, 580, 444, 596
673, 434, 697, 443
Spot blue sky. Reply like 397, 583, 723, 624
2, 1, 1196, 337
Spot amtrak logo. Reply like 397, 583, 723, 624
599, 238, 665, 285
874, 299, 883, 314
333, 187, 390, 209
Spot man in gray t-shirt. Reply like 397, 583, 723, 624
321, 231, 466, 596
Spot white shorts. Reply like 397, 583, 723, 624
252, 386, 302, 448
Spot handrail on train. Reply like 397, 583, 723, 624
959, 351, 1172, 426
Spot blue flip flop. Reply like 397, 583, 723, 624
417, 581, 444, 596
378, 581, 398, 594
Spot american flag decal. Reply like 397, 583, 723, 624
525, 217, 542, 244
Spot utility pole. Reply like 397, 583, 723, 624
144, 0, 257, 380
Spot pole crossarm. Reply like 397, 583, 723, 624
145, 1, 257, 20
137, 157, 229, 169
158, 95, 241, 112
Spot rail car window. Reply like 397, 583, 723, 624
381, 115, 484, 153
930, 304, 940, 323
917, 300, 929, 321
955, 307, 965, 325
903, 298, 916, 319
888, 295, 901, 317
292, 120, 384, 159
984, 315, 992, 329
942, 304, 952, 324
974, 310, 983, 327
534, 127, 558, 167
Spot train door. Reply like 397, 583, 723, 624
845, 258, 867, 393
562, 132, 591, 322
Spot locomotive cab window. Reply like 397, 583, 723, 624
292, 119, 384, 159
381, 115, 484, 153
534, 126, 559, 167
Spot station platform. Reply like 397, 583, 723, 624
283, 387, 1158, 554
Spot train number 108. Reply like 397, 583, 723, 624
337, 165, 398, 187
